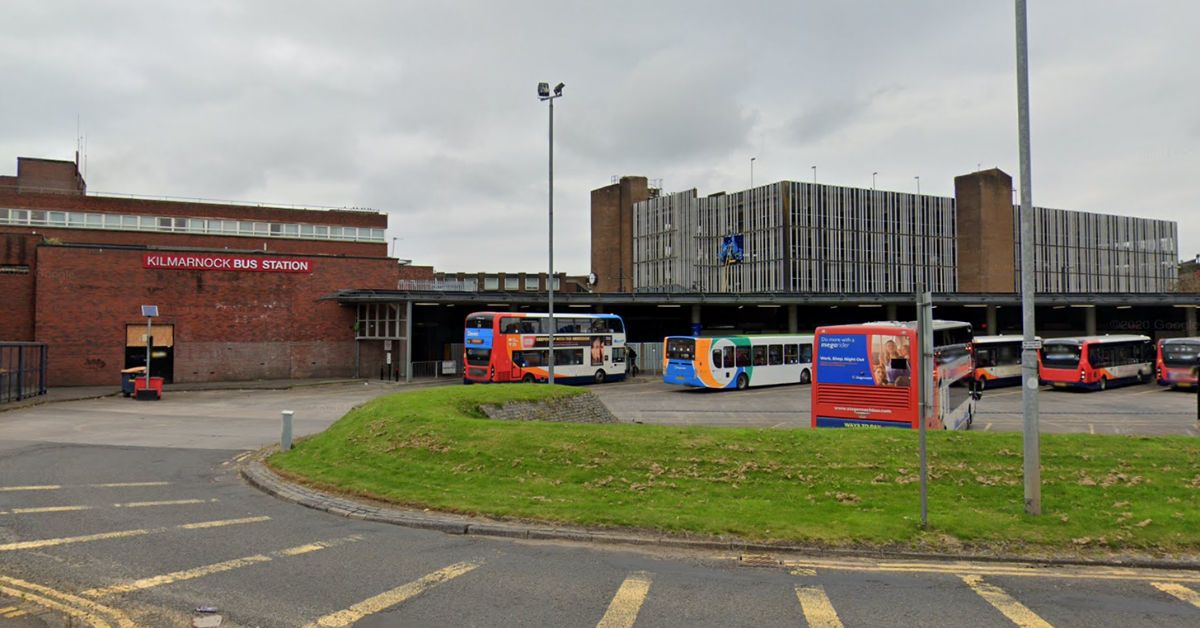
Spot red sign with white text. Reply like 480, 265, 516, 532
143, 253, 313, 274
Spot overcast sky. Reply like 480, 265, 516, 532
3, 1, 1197, 273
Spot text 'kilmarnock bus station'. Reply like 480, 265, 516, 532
1, 156, 1196, 396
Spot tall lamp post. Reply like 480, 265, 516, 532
538, 81, 564, 384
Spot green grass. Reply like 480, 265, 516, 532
268, 384, 1200, 554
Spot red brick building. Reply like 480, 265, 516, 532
1, 157, 431, 386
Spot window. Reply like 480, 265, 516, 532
525, 277, 539, 290
800, 343, 813, 363
712, 349, 723, 368
555, 348, 585, 365
723, 346, 734, 368
753, 345, 768, 366
735, 347, 751, 367
666, 338, 695, 360
465, 348, 491, 366
768, 344, 783, 366
466, 315, 494, 329
784, 344, 798, 364
499, 317, 523, 334
504, 277, 519, 291
483, 277, 499, 290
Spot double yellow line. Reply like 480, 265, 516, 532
0, 576, 134, 628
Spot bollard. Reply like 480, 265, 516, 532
281, 410, 294, 452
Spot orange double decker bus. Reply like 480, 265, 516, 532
463, 311, 628, 384
811, 321, 977, 429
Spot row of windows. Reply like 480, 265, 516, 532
499, 316, 624, 334
711, 343, 814, 369
0, 208, 386, 243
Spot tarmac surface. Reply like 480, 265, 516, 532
1, 378, 1199, 626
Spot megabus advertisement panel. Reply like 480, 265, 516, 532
812, 326, 917, 429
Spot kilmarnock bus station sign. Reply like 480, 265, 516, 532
143, 253, 313, 274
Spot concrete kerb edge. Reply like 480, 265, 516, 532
239, 455, 1200, 573
0, 391, 119, 413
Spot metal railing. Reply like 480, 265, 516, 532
398, 279, 478, 292
410, 360, 462, 379
0, 342, 48, 404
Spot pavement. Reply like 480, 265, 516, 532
3, 379, 1200, 626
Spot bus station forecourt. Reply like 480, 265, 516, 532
462, 309, 1198, 435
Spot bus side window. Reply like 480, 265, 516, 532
723, 346, 734, 368
753, 346, 767, 366
784, 344, 798, 364
768, 344, 783, 366
735, 347, 751, 367
712, 350, 723, 368
801, 343, 813, 363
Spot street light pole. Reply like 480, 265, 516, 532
872, 172, 877, 190
538, 82, 565, 384
1015, 0, 1041, 515
750, 157, 756, 188
914, 175, 921, 196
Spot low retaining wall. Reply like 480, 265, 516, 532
479, 392, 618, 424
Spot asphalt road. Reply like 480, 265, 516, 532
1, 382, 1200, 626
595, 376, 1200, 435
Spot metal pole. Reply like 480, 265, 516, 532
872, 172, 877, 190
916, 282, 932, 527
547, 95, 556, 384
750, 157, 756, 188
1016, 0, 1041, 515
145, 317, 152, 388
281, 410, 294, 452
405, 300, 413, 384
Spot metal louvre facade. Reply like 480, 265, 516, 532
1014, 206, 1177, 293
632, 180, 1178, 294
634, 182, 956, 293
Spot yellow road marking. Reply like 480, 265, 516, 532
1152, 582, 1200, 609
794, 585, 844, 628
306, 560, 483, 627
789, 567, 817, 576
597, 571, 653, 628
10, 505, 90, 514
0, 575, 135, 628
116, 498, 210, 508
0, 481, 170, 492
0, 528, 149, 551
780, 556, 1200, 584
83, 535, 362, 598
179, 515, 271, 529
961, 575, 1052, 628
0, 515, 269, 552
91, 482, 171, 488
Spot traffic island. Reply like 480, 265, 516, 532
261, 384, 1200, 560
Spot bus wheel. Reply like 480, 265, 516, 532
1135, 371, 1144, 383
800, 369, 811, 385
1098, 377, 1108, 391
976, 377, 987, 392
736, 373, 749, 390
522, 374, 535, 384
594, 370, 606, 384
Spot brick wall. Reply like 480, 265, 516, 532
33, 245, 415, 385
0, 233, 40, 340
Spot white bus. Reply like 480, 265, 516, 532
663, 334, 815, 390
972, 335, 1039, 390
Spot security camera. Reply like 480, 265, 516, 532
554, 82, 565, 96
537, 82, 550, 98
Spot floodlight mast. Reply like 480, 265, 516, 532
538, 81, 564, 383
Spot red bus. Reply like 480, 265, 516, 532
1156, 337, 1200, 389
463, 311, 628, 384
811, 321, 978, 429
1039, 335, 1152, 391
971, 335, 1041, 390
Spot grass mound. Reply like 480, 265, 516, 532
268, 384, 1200, 553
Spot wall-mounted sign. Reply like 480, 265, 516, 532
143, 253, 313, 274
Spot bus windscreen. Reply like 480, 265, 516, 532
1041, 344, 1081, 368
1163, 344, 1200, 367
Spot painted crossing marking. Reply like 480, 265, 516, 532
0, 481, 171, 492
306, 560, 483, 627
794, 585, 843, 628
0, 575, 135, 628
83, 535, 362, 598
961, 575, 1052, 628
597, 571, 653, 628
0, 498, 216, 516
0, 516, 270, 552
1152, 582, 1200, 609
